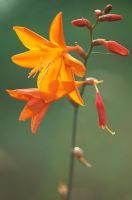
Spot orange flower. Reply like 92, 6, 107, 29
6, 83, 84, 133
12, 12, 86, 105
6, 78, 103, 133
7, 88, 50, 134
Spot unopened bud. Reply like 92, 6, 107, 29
72, 147, 84, 159
103, 41, 129, 56
92, 39, 129, 56
58, 182, 68, 199
98, 14, 123, 22
71, 18, 92, 29
72, 147, 92, 168
94, 9, 102, 17
104, 4, 113, 14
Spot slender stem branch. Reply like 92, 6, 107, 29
67, 22, 98, 200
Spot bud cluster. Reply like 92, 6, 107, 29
94, 4, 123, 22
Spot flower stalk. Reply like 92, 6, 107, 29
67, 22, 97, 200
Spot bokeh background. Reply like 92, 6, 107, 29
0, 0, 131, 199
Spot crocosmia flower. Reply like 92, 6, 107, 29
7, 88, 51, 134
6, 80, 91, 133
12, 12, 86, 104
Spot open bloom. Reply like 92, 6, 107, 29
7, 88, 50, 134
12, 12, 86, 104
6, 77, 103, 133
6, 79, 93, 133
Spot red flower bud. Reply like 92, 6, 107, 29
98, 14, 123, 22
95, 86, 115, 135
71, 18, 92, 29
95, 91, 106, 129
94, 9, 102, 17
104, 4, 113, 14
103, 41, 129, 56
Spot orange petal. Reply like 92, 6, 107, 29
19, 104, 33, 121
67, 88, 84, 106
19, 98, 44, 121
60, 62, 84, 106
37, 58, 62, 102
64, 53, 86, 77
49, 12, 66, 47
60, 61, 75, 93
13, 26, 56, 50
6, 88, 40, 101
31, 103, 50, 134
53, 79, 87, 101
11, 50, 57, 69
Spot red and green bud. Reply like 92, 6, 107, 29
71, 18, 92, 29
98, 14, 123, 22
104, 4, 113, 14
92, 39, 129, 56
103, 41, 129, 56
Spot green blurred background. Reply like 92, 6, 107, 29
0, 0, 132, 199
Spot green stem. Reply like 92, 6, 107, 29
67, 23, 98, 200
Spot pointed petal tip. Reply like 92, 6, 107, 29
6, 89, 10, 93
31, 128, 36, 135
77, 98, 85, 106
57, 11, 63, 16
6, 89, 13, 96
19, 114, 27, 121
13, 26, 23, 32
31, 123, 38, 135
54, 12, 63, 20
11, 55, 19, 65
11, 55, 14, 61
13, 26, 25, 30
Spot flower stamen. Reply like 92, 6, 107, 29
28, 57, 46, 78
